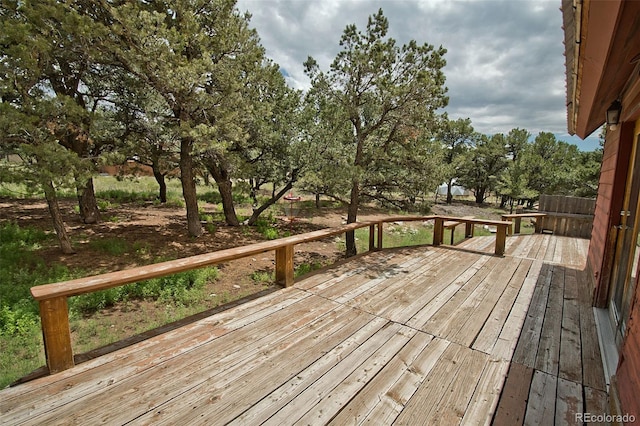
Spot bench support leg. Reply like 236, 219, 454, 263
514, 217, 522, 234
495, 225, 507, 256
39, 297, 74, 374
377, 222, 383, 250
465, 222, 474, 238
276, 244, 294, 287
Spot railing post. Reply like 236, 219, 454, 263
433, 217, 443, 246
369, 224, 375, 251
377, 221, 383, 250
534, 217, 543, 233
39, 297, 74, 373
275, 244, 294, 287
465, 221, 474, 238
495, 225, 507, 256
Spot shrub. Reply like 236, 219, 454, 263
88, 237, 130, 255
69, 267, 219, 314
255, 213, 280, 240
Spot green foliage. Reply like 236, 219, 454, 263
304, 8, 448, 254
251, 271, 274, 283
69, 267, 219, 313
255, 214, 280, 240
88, 238, 130, 256
0, 223, 78, 332
97, 189, 156, 204
438, 117, 476, 202
294, 262, 324, 278
0, 222, 78, 386
458, 133, 508, 204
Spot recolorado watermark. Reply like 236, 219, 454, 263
575, 412, 636, 423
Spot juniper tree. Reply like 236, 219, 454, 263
305, 9, 448, 256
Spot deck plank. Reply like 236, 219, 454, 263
319, 250, 442, 305
461, 357, 511, 425
584, 386, 609, 424
406, 256, 499, 330
472, 258, 532, 353
559, 268, 583, 383
136, 309, 389, 425
343, 250, 466, 315
392, 343, 468, 425
437, 257, 521, 345
419, 257, 513, 338
493, 362, 534, 425
293, 325, 418, 425
325, 331, 435, 425
524, 370, 557, 426
512, 263, 552, 367
0, 235, 605, 426
555, 377, 583, 425
349, 337, 451, 425
0, 289, 315, 422
420, 347, 488, 424
262, 322, 408, 426
491, 260, 544, 360
373, 252, 485, 324
535, 265, 565, 376
27, 297, 360, 425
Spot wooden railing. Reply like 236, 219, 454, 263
30, 215, 512, 374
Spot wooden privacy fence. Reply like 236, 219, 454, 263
30, 215, 512, 375
538, 194, 595, 238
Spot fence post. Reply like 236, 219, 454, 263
377, 222, 383, 250
39, 297, 74, 373
275, 244, 294, 287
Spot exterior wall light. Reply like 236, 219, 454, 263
606, 99, 622, 130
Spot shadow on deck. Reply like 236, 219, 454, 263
0, 234, 607, 425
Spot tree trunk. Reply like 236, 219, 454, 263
204, 156, 240, 226
345, 180, 360, 257
500, 195, 508, 209
217, 178, 240, 226
446, 178, 453, 204
247, 181, 294, 225
43, 179, 75, 254
315, 193, 321, 209
475, 188, 485, 204
180, 138, 203, 237
152, 167, 167, 203
76, 177, 100, 224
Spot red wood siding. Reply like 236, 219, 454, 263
589, 123, 634, 307
618, 277, 640, 420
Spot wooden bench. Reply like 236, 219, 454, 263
501, 213, 547, 235
433, 216, 512, 256
443, 215, 475, 244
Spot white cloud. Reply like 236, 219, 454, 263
236, 0, 598, 150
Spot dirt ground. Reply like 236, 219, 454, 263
0, 196, 504, 354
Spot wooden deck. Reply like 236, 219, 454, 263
0, 234, 607, 425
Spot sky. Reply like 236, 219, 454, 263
235, 0, 601, 151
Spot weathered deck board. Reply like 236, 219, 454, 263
535, 265, 565, 376
524, 370, 558, 425
0, 235, 606, 426
493, 362, 535, 424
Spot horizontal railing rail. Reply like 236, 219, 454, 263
30, 215, 511, 374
